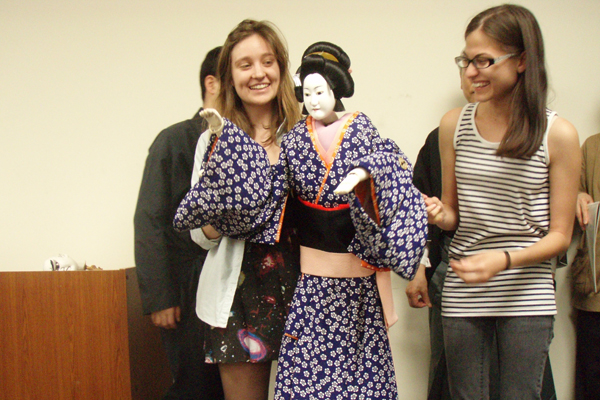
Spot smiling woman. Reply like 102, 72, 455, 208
424, 4, 581, 399
186, 19, 302, 400
173, 40, 428, 400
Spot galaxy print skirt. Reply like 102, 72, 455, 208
204, 227, 299, 364
274, 273, 398, 399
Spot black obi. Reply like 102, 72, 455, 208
290, 196, 356, 254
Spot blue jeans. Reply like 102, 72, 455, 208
443, 315, 554, 400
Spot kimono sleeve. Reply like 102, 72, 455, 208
346, 136, 428, 280
173, 118, 288, 244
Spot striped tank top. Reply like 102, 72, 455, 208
442, 102, 558, 317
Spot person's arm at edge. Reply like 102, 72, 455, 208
134, 131, 181, 328
576, 137, 593, 228
405, 257, 432, 308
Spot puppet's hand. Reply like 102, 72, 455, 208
199, 108, 224, 137
334, 168, 369, 194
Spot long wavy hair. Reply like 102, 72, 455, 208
466, 4, 548, 159
216, 19, 301, 143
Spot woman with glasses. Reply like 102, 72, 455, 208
425, 4, 580, 399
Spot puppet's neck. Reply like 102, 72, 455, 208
317, 111, 339, 126
313, 113, 351, 151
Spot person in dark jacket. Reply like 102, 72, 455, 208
134, 46, 224, 400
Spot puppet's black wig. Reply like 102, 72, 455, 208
296, 42, 354, 112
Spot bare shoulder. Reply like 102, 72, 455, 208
550, 116, 578, 139
439, 107, 463, 141
548, 116, 579, 156
440, 107, 463, 128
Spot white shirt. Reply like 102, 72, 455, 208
190, 130, 246, 328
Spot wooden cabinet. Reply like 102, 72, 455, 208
0, 268, 172, 400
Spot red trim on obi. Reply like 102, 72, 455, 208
297, 196, 349, 211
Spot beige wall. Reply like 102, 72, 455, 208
2, 1, 599, 398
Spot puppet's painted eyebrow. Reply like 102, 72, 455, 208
304, 84, 326, 92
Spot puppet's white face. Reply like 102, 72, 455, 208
303, 73, 337, 124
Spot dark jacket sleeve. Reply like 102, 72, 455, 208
134, 118, 206, 315
413, 128, 441, 199
413, 128, 445, 281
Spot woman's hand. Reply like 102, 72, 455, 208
424, 194, 444, 225
450, 251, 507, 283
202, 224, 221, 240
576, 192, 594, 229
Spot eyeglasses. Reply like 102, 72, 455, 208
455, 53, 517, 69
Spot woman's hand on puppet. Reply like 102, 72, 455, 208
334, 168, 369, 195
424, 194, 459, 231
424, 194, 444, 225
199, 108, 224, 136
